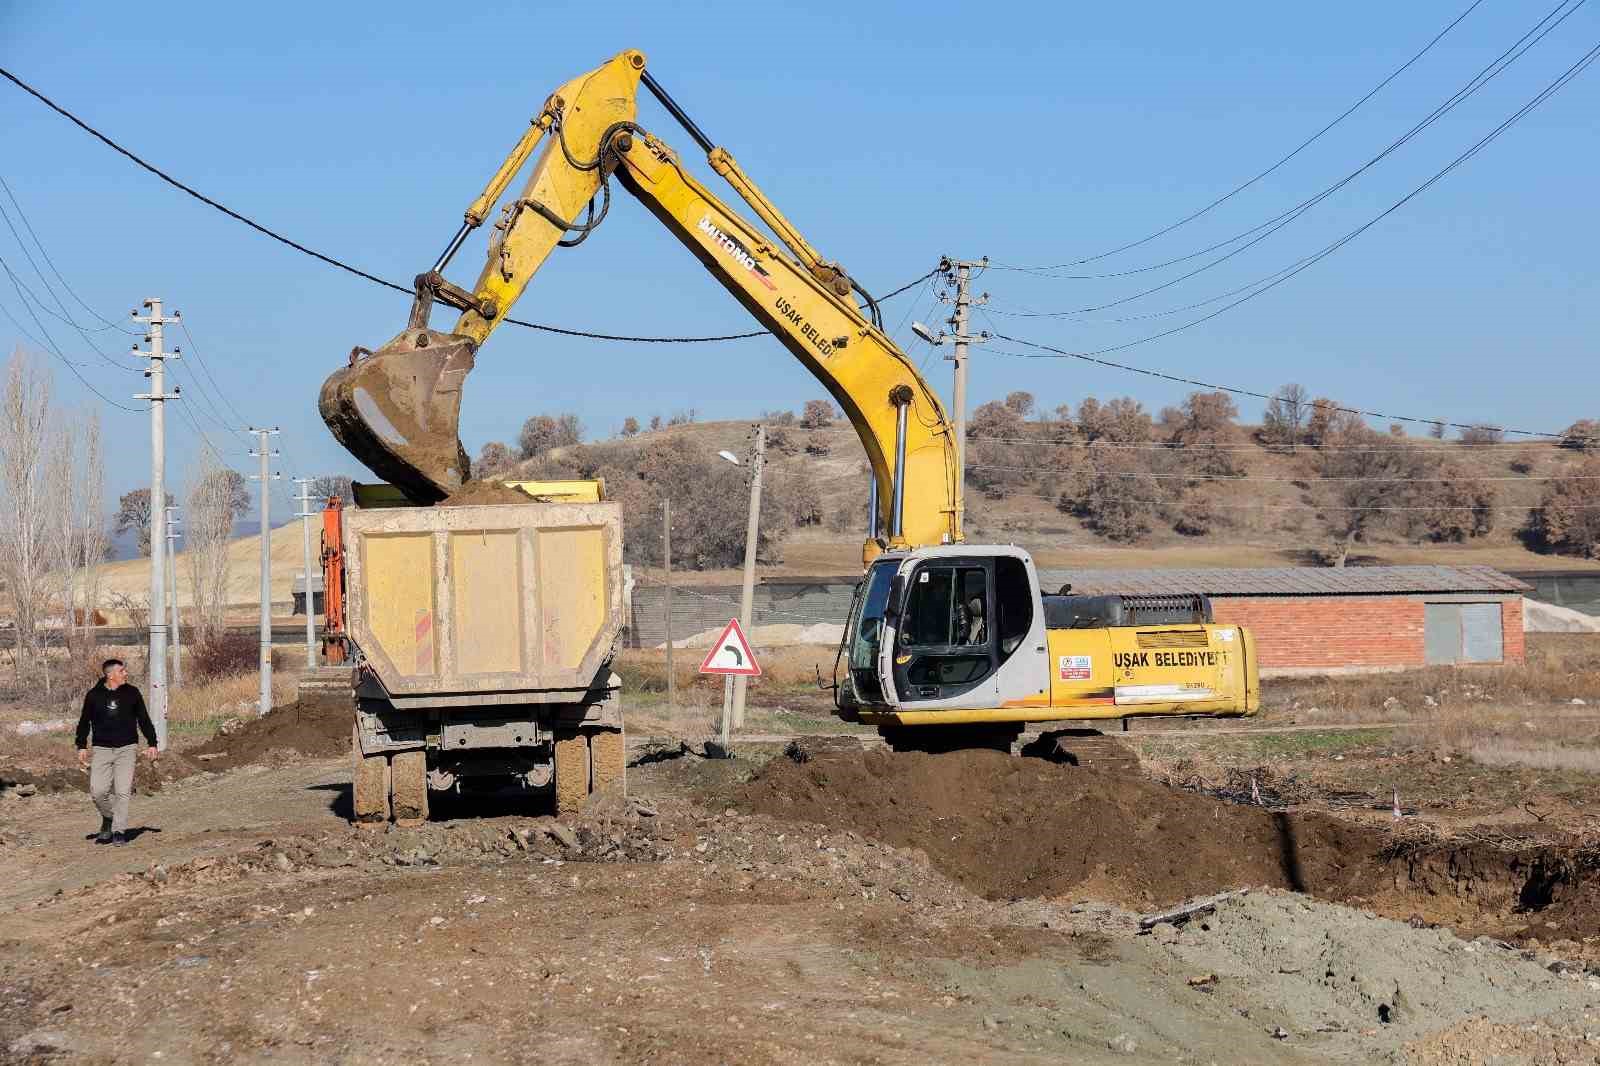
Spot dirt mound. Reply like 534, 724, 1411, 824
186, 695, 350, 770
739, 748, 1386, 907
737, 749, 1600, 950
0, 767, 88, 795
441, 480, 535, 506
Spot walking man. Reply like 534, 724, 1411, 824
75, 659, 158, 846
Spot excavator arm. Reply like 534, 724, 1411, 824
320, 49, 960, 560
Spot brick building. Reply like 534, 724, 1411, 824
1043, 566, 1529, 676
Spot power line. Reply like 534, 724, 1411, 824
1008, 0, 1489, 269
968, 484, 1589, 514
0, 255, 140, 412
967, 461, 1599, 483
0, 66, 926, 344
983, 335, 1596, 445
971, 36, 1600, 433
992, 0, 1584, 296
965, 435, 1576, 452
0, 171, 141, 347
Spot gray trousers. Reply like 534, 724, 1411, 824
89, 744, 137, 833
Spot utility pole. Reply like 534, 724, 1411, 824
730, 423, 766, 730
165, 506, 182, 689
132, 298, 181, 749
249, 428, 280, 715
662, 497, 675, 711
914, 257, 988, 536
293, 478, 318, 670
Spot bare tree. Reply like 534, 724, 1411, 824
42, 425, 77, 694
0, 349, 55, 672
186, 447, 237, 641
1261, 383, 1308, 451
75, 409, 107, 630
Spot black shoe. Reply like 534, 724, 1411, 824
94, 830, 113, 845
110, 831, 127, 847
87, 817, 113, 842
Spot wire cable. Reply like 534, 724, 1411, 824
1007, 0, 1488, 269
0, 66, 928, 345
993, 0, 1583, 298
975, 35, 1600, 400
0, 172, 138, 334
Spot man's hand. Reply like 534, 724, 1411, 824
77, 748, 90, 769
142, 746, 159, 761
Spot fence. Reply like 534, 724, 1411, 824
627, 579, 857, 648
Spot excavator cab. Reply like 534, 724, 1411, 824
842, 546, 1258, 738
845, 546, 1050, 714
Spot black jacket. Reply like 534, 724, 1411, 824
75, 681, 157, 750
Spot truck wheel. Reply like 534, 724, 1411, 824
553, 729, 590, 816
351, 723, 390, 827
588, 727, 626, 799
390, 750, 429, 827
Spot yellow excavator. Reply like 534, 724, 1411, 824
321, 48, 1258, 752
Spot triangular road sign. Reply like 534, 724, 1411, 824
698, 618, 761, 677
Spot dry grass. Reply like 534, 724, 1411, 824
1466, 741, 1600, 775
166, 669, 299, 740
1265, 634, 1600, 722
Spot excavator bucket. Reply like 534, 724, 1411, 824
318, 327, 477, 504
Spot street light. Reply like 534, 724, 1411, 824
717, 450, 740, 466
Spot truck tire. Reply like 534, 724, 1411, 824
553, 729, 590, 816
351, 723, 391, 827
390, 750, 429, 827
588, 727, 626, 799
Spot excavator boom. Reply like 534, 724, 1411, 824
321, 50, 959, 556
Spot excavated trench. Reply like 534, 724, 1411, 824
736, 748, 1600, 945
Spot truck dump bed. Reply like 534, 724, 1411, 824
342, 501, 623, 707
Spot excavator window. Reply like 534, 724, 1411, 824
994, 556, 1033, 660
894, 561, 995, 699
847, 560, 900, 703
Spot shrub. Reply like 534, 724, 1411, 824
1529, 458, 1600, 558
517, 413, 582, 459
1459, 425, 1505, 446
191, 631, 258, 681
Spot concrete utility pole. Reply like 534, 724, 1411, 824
165, 506, 182, 689
730, 423, 766, 730
662, 497, 675, 711
915, 258, 988, 536
132, 298, 181, 749
249, 428, 280, 715
293, 478, 318, 670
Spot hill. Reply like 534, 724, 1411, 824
96, 415, 1600, 612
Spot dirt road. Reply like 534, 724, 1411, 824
5, 744, 1600, 1064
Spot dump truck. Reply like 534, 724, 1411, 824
323, 482, 625, 826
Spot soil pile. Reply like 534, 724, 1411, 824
441, 480, 535, 506
740, 748, 1387, 907
186, 695, 350, 770
739, 749, 1600, 948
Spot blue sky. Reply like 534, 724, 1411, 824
1, 0, 1595, 512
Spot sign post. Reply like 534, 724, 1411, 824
698, 618, 761, 748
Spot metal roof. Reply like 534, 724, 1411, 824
1036, 565, 1529, 598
